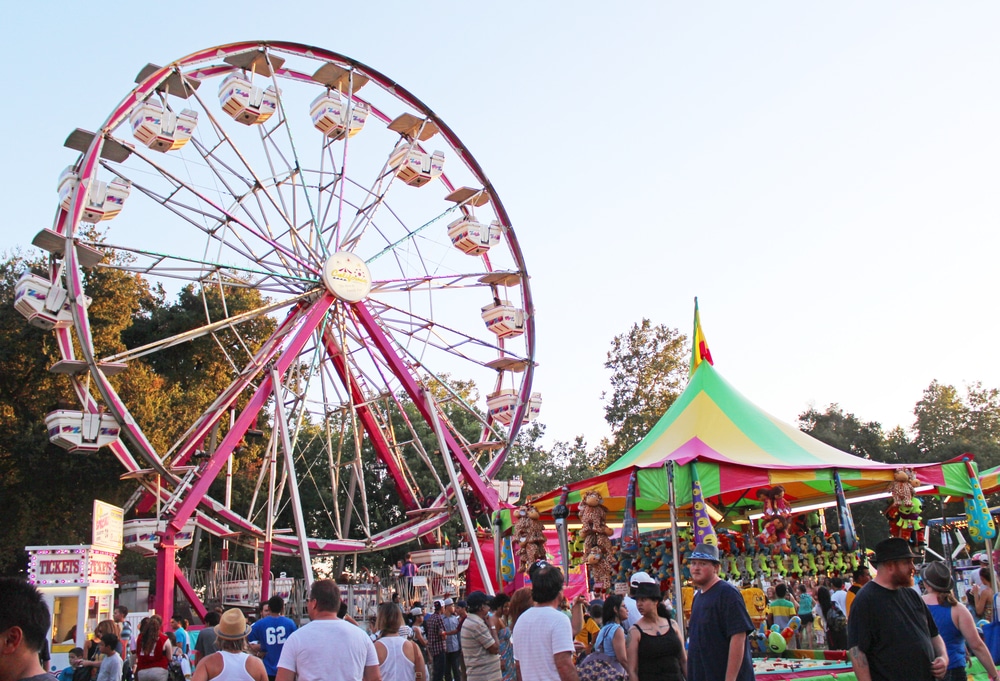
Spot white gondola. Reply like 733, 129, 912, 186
218, 73, 278, 125
122, 518, 197, 557
486, 390, 542, 426
388, 142, 445, 187
309, 91, 369, 140
45, 410, 121, 453
14, 271, 91, 330
129, 100, 198, 152
480, 300, 525, 339
447, 218, 502, 256
58, 168, 131, 223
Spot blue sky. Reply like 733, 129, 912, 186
4, 2, 999, 450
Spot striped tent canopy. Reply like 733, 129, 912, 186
530, 359, 977, 523
980, 464, 1000, 495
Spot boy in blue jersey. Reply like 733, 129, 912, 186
249, 596, 297, 681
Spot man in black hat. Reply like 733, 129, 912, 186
848, 538, 948, 681
685, 543, 755, 681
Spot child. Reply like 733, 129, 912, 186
59, 648, 85, 681
164, 632, 192, 681
95, 634, 122, 681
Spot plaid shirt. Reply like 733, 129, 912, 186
424, 612, 446, 656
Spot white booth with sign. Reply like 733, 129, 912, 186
28, 500, 123, 674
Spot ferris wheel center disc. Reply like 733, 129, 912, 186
321, 251, 372, 302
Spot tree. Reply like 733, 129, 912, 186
797, 404, 890, 461
497, 422, 603, 498
601, 319, 687, 464
0, 246, 276, 577
912, 380, 1000, 469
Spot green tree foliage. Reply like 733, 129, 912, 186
0, 246, 275, 577
601, 319, 687, 465
497, 422, 603, 499
798, 404, 890, 461
912, 380, 1000, 468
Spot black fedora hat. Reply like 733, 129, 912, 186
872, 538, 921, 565
634, 582, 661, 600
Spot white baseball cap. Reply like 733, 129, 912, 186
629, 571, 656, 586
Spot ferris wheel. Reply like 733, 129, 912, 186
17, 41, 537, 605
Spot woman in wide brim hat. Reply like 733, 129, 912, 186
191, 609, 267, 681
920, 562, 999, 681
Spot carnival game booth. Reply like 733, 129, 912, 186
524, 306, 986, 681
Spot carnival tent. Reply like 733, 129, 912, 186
529, 313, 979, 523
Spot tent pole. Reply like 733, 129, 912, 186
668, 461, 685, 640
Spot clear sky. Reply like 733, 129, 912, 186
4, 2, 999, 450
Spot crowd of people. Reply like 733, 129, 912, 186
7, 537, 1000, 681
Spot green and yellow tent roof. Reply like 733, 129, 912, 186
530, 303, 978, 521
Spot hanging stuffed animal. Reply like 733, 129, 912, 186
578, 490, 612, 537
756, 486, 793, 552
514, 504, 548, 572
896, 497, 925, 545
889, 468, 917, 507
587, 545, 615, 593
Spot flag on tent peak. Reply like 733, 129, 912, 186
690, 298, 713, 377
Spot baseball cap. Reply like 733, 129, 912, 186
465, 591, 491, 612
629, 571, 656, 586
443, 597, 454, 606
456, 600, 467, 609
410, 607, 423, 616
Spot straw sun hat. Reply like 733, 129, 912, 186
215, 608, 252, 640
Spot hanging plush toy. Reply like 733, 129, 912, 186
514, 504, 548, 572
756, 486, 793, 552
896, 497, 925, 545
587, 545, 615, 593
889, 467, 917, 507
578, 490, 612, 537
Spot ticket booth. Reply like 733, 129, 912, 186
27, 545, 120, 673
28, 500, 124, 674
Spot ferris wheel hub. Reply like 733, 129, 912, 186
321, 251, 372, 302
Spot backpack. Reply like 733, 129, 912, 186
827, 604, 847, 633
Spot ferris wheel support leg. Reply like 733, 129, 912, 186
272, 366, 314, 589
425, 389, 494, 596
352, 302, 499, 513
261, 541, 272, 602
154, 535, 177, 625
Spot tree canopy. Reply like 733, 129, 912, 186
601, 319, 687, 465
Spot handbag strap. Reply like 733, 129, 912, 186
595, 623, 620, 651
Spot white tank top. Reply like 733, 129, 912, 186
376, 636, 415, 681
213, 652, 254, 681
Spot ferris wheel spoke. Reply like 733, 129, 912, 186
89, 244, 314, 294
108, 141, 318, 279
369, 298, 529, 364
351, 302, 499, 509
162, 294, 328, 466
260, 59, 322, 256
319, 323, 421, 510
